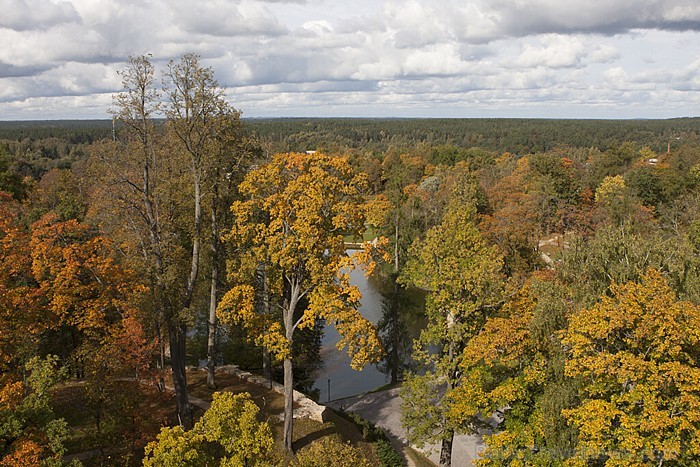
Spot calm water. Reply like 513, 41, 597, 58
312, 253, 388, 402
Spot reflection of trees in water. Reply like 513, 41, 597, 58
376, 274, 425, 384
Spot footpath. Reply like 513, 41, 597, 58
328, 387, 499, 466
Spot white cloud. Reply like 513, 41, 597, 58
514, 35, 586, 68
0, 0, 79, 31
168, 0, 287, 36
403, 44, 469, 76
590, 45, 621, 63
2, 0, 700, 119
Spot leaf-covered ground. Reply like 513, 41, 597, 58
54, 368, 385, 465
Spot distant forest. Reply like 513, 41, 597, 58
1, 116, 699, 162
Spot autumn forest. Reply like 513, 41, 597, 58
4, 55, 700, 467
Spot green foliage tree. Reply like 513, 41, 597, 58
558, 223, 693, 306
0, 146, 27, 201
400, 173, 503, 467
162, 53, 255, 389
97, 53, 251, 425
625, 165, 665, 207
0, 356, 74, 466
28, 168, 86, 222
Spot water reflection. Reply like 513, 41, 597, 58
312, 252, 425, 401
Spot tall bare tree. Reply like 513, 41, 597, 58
94, 54, 252, 425
163, 53, 254, 389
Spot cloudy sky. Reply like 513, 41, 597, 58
2, 0, 700, 120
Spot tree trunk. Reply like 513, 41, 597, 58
283, 356, 294, 452
206, 199, 219, 389
390, 279, 400, 384
184, 168, 201, 305
169, 323, 192, 428
439, 430, 454, 467
170, 161, 201, 424
390, 210, 401, 384
262, 267, 272, 388
282, 286, 300, 453
438, 317, 456, 467
394, 211, 400, 272
263, 347, 272, 389
155, 317, 166, 391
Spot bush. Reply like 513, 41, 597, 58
345, 412, 406, 467
291, 435, 371, 467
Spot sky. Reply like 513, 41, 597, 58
2, 0, 700, 120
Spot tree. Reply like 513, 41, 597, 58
558, 223, 691, 306
28, 168, 86, 222
0, 194, 41, 373
162, 53, 254, 389
219, 152, 383, 452
400, 173, 503, 467
479, 155, 542, 279
99, 53, 250, 424
29, 213, 148, 369
0, 146, 28, 201
143, 391, 273, 466
101, 54, 172, 397
373, 152, 439, 384
450, 272, 578, 466
0, 356, 74, 466
625, 165, 665, 207
562, 269, 700, 466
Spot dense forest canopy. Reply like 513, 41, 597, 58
4, 110, 700, 466
2, 116, 699, 163
245, 117, 700, 154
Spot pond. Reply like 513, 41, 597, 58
311, 250, 425, 402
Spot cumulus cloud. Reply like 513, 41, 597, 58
2, 0, 700, 119
590, 45, 621, 63
464, 0, 700, 39
514, 35, 586, 68
168, 0, 287, 36
0, 0, 80, 31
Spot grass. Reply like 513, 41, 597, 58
54, 368, 394, 465
369, 381, 402, 393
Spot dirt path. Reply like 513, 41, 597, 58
163, 382, 210, 411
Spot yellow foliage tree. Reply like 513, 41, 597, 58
218, 152, 383, 452
562, 269, 700, 466
143, 391, 273, 467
